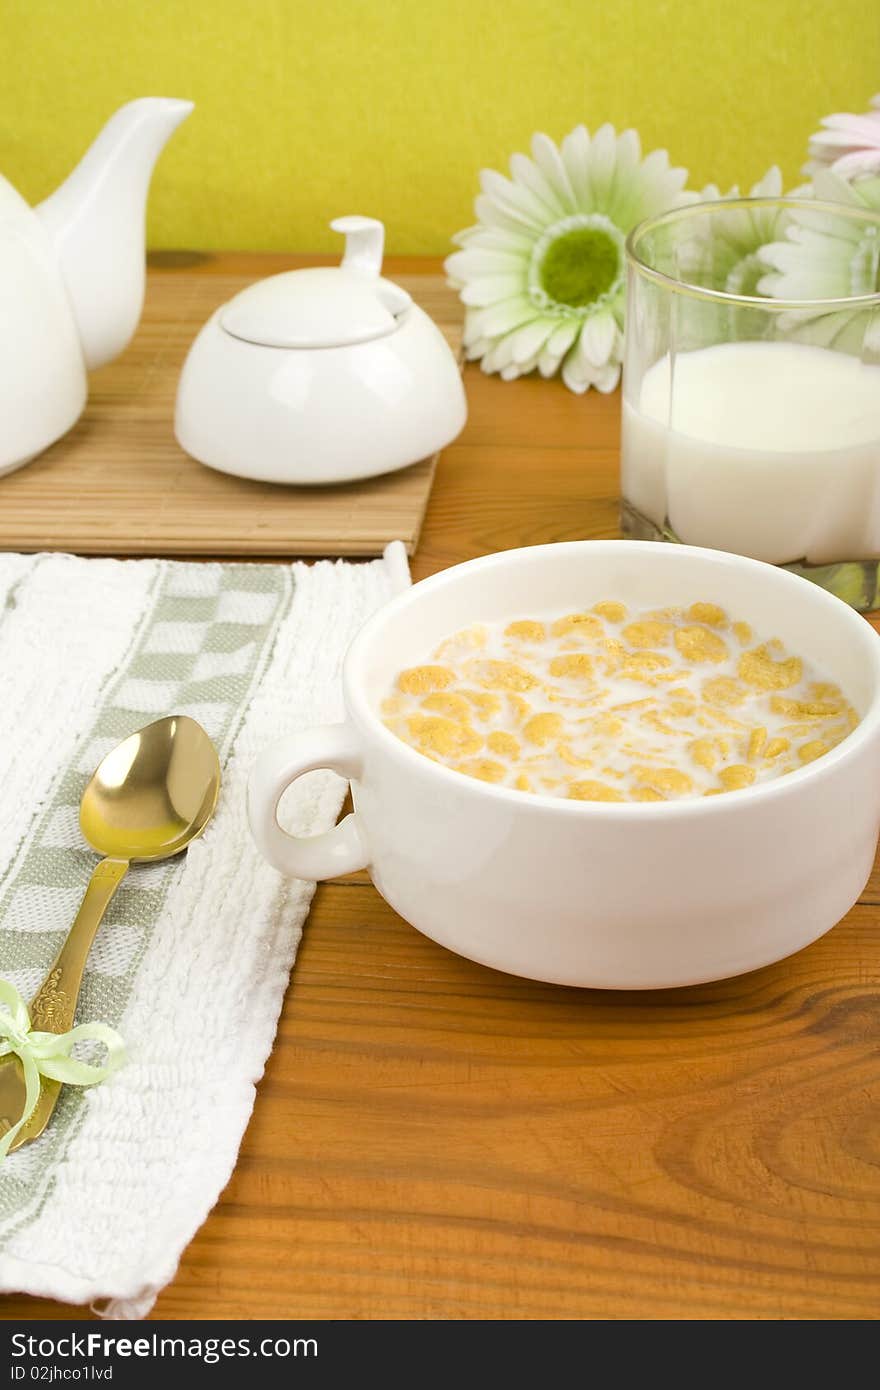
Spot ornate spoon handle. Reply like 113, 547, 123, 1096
0, 856, 129, 1149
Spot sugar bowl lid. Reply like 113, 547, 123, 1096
219, 216, 412, 349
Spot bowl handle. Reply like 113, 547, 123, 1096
247, 723, 368, 880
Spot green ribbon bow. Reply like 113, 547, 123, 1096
0, 977, 126, 1159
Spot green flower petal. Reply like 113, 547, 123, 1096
579, 309, 616, 366
480, 168, 554, 231
560, 124, 593, 205
508, 316, 558, 364
509, 150, 568, 220
460, 273, 528, 307
544, 319, 580, 358
530, 131, 579, 212
478, 296, 537, 337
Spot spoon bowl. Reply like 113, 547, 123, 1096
81, 715, 221, 861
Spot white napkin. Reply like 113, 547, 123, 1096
0, 544, 408, 1317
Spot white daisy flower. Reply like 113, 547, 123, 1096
757, 170, 880, 354
445, 125, 689, 393
805, 95, 880, 180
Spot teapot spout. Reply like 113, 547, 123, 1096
36, 98, 193, 369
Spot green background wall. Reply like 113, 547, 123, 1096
2, 0, 876, 253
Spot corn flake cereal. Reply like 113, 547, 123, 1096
383, 602, 858, 802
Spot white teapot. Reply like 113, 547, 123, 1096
174, 217, 467, 484
0, 98, 193, 476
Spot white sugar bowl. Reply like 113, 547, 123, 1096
174, 216, 467, 485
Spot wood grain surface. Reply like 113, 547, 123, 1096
3, 255, 880, 1322
0, 254, 461, 558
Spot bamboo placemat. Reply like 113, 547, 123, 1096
0, 258, 462, 557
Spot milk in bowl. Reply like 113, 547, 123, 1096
382, 598, 859, 802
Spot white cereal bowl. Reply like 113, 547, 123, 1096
248, 541, 880, 989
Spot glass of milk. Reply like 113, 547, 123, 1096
621, 198, 880, 610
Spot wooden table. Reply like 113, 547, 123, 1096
4, 256, 880, 1322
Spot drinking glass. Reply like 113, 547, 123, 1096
621, 197, 880, 610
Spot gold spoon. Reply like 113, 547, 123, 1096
0, 715, 221, 1151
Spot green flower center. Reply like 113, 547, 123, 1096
529, 214, 625, 315
541, 228, 620, 304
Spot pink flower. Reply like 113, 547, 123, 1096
806, 95, 880, 179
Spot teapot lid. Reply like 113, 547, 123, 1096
219, 216, 412, 349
